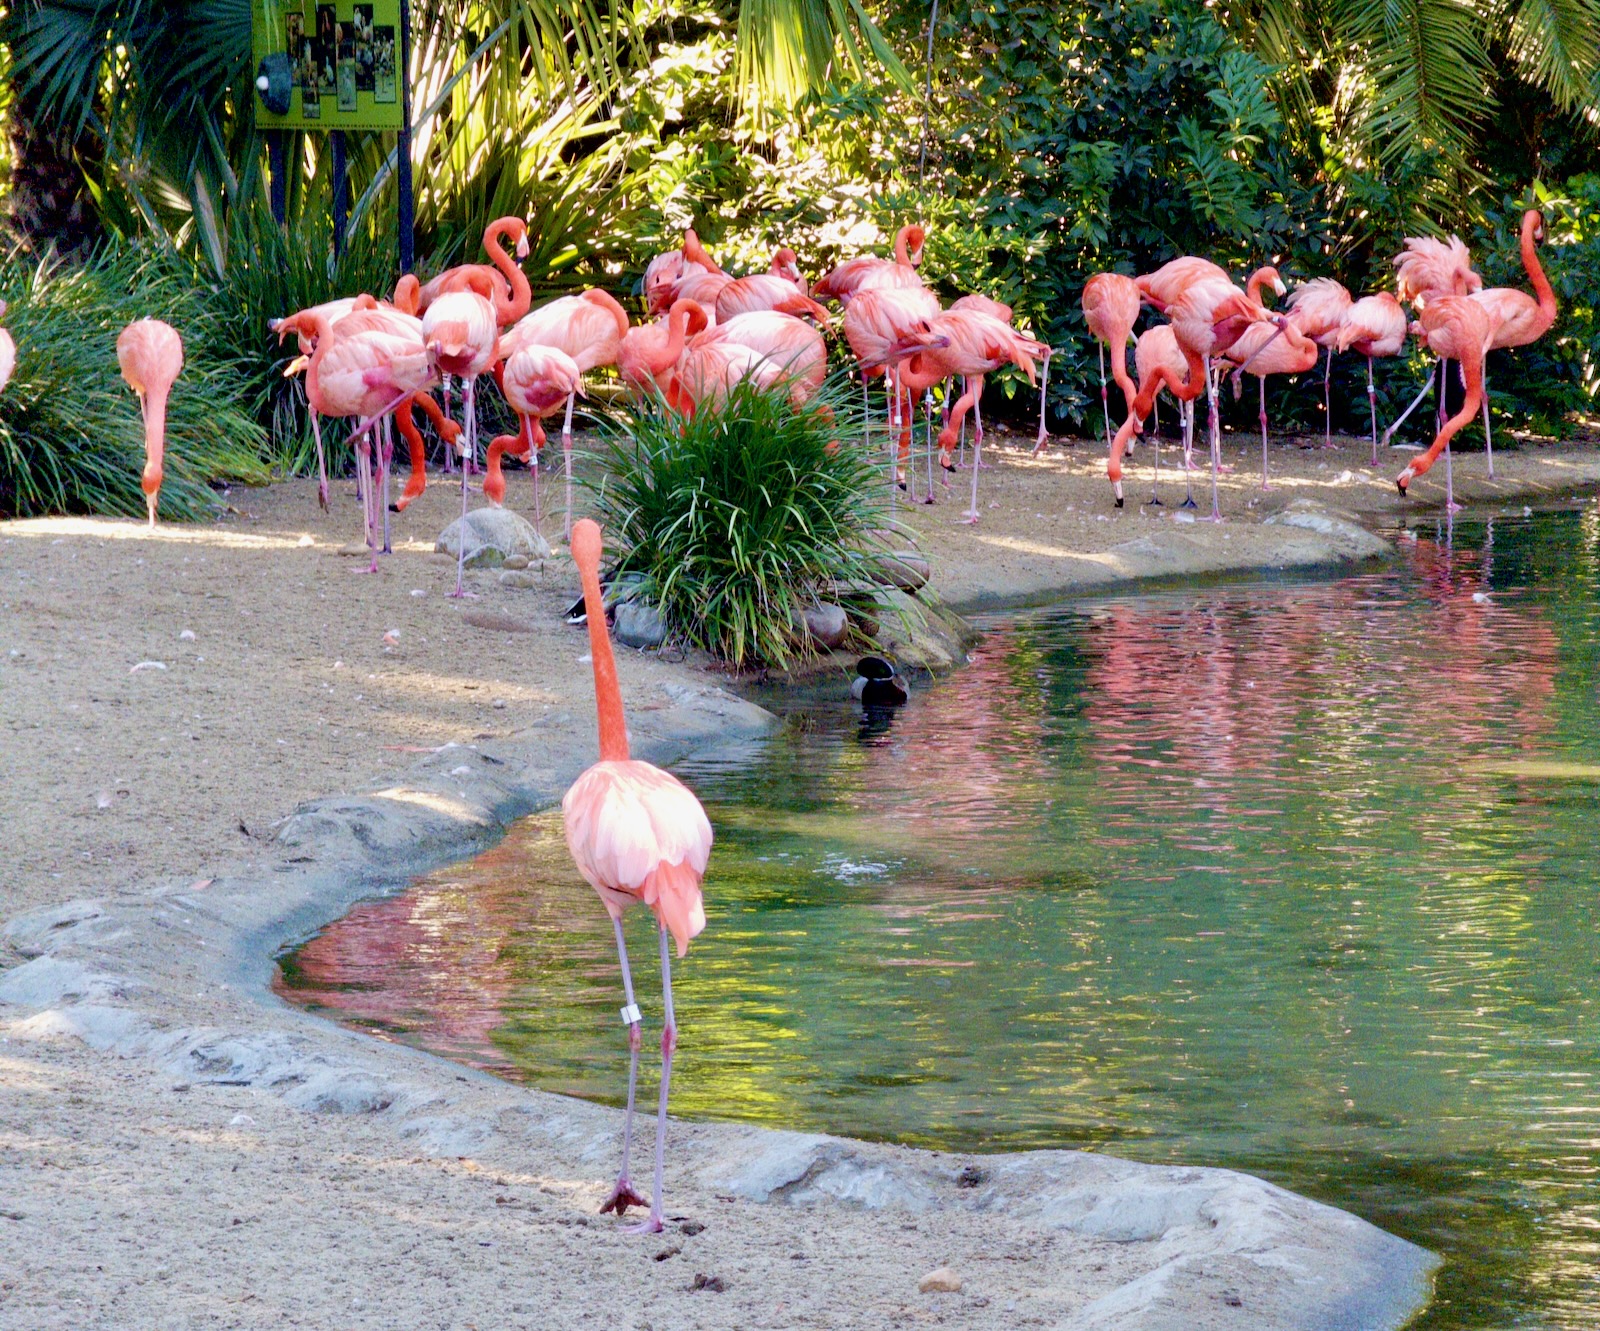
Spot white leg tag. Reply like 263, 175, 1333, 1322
620, 1003, 642, 1026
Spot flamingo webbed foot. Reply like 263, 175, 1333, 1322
622, 1214, 666, 1235
600, 1179, 649, 1217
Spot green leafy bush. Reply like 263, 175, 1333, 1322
587, 376, 906, 669
0, 246, 269, 519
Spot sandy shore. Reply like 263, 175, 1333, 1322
5, 426, 1595, 1329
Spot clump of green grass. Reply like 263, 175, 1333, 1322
588, 375, 911, 669
0, 247, 270, 520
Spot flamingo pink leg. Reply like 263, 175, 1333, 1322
1367, 357, 1380, 467
379, 414, 394, 555
450, 379, 478, 598
1180, 400, 1197, 510
599, 915, 649, 1217
561, 392, 577, 541
1381, 364, 1438, 450
623, 924, 677, 1236
1259, 376, 1272, 491
310, 406, 330, 511
923, 391, 936, 503
1323, 345, 1333, 448
1482, 367, 1495, 479
960, 379, 985, 524
1033, 348, 1053, 457
1203, 358, 1224, 523
1097, 340, 1112, 453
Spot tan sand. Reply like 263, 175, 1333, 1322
5, 426, 1592, 1330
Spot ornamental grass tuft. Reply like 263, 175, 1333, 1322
0, 248, 270, 520
588, 375, 911, 669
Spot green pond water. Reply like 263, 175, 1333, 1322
279, 506, 1600, 1329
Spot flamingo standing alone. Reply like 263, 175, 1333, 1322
116, 319, 185, 527
1334, 293, 1409, 464
1471, 209, 1558, 477
563, 517, 713, 1235
1080, 273, 1140, 452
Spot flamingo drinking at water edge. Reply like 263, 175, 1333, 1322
563, 518, 713, 1235
1395, 295, 1493, 509
116, 319, 184, 527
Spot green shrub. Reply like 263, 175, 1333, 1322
0, 246, 269, 520
586, 376, 909, 669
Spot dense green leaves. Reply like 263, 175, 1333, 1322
587, 378, 905, 669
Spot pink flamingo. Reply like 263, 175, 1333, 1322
562, 517, 713, 1234
484, 345, 584, 517
643, 229, 725, 316
882, 309, 1047, 522
1285, 278, 1353, 446
0, 301, 16, 395
1133, 323, 1195, 506
116, 319, 185, 527
274, 306, 437, 568
1220, 313, 1318, 489
813, 224, 926, 305
422, 291, 499, 592
1471, 209, 1557, 477
714, 273, 830, 323
691, 311, 827, 407
502, 289, 630, 539
1396, 295, 1493, 508
1081, 273, 1140, 452
843, 286, 942, 490
416, 217, 532, 326
1334, 293, 1409, 464
1109, 271, 1282, 515
1384, 234, 1483, 447
616, 299, 708, 400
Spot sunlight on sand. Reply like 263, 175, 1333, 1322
369, 787, 492, 824
3, 515, 320, 551
973, 534, 1128, 563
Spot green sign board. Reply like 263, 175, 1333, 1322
252, 0, 403, 132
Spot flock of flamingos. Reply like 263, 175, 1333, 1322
0, 208, 1557, 559
0, 210, 1562, 1236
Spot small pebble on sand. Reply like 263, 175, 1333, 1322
919, 1267, 962, 1293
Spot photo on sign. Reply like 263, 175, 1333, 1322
353, 4, 375, 92
315, 5, 336, 92
337, 37, 358, 111
373, 25, 396, 104
285, 11, 304, 82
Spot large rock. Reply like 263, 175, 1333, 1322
1262, 499, 1389, 560
435, 509, 551, 569
613, 600, 667, 649
874, 551, 930, 592
800, 604, 850, 649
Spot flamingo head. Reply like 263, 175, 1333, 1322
771, 247, 801, 282
904, 225, 926, 265
1526, 209, 1546, 246
515, 218, 531, 260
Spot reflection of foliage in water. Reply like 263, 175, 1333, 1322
281, 511, 1600, 1330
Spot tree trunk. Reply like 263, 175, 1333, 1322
4, 86, 101, 257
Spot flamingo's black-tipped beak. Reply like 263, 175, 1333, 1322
1396, 478, 1408, 495
1114, 495, 1124, 509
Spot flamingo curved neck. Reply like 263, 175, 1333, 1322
484, 222, 531, 323
1521, 212, 1557, 320
577, 543, 630, 762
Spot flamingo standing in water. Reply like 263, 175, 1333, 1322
1334, 293, 1409, 464
562, 517, 713, 1235
0, 301, 15, 395
1081, 273, 1140, 452
1471, 209, 1558, 477
422, 291, 499, 593
116, 319, 185, 527
1284, 278, 1353, 446
502, 289, 630, 539
1395, 295, 1493, 508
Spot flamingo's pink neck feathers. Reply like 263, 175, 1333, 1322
1521, 211, 1557, 323
573, 520, 630, 762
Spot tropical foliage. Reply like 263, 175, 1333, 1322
0, 247, 269, 519
587, 378, 901, 668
